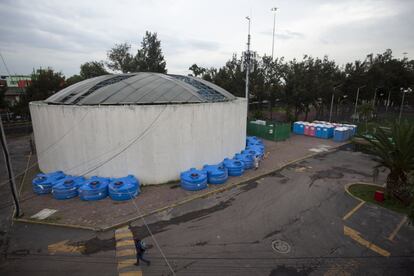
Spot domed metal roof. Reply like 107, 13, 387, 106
45, 72, 236, 105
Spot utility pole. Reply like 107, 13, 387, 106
399, 87, 412, 123
271, 7, 278, 60
0, 117, 22, 217
353, 85, 366, 121
245, 16, 251, 119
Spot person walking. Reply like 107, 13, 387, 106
134, 239, 151, 266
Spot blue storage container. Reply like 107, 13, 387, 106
79, 177, 110, 201
108, 175, 140, 201
245, 145, 264, 158
234, 153, 254, 170
52, 176, 86, 200
333, 127, 349, 142
293, 121, 305, 135
343, 124, 357, 136
180, 168, 208, 191
223, 158, 244, 176
32, 171, 66, 195
203, 164, 228, 184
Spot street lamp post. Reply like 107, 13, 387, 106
271, 7, 278, 60
399, 87, 413, 123
244, 16, 251, 119
353, 85, 366, 121
329, 84, 342, 122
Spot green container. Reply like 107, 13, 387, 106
247, 120, 291, 141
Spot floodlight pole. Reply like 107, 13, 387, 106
271, 7, 278, 60
353, 85, 365, 121
245, 16, 251, 118
399, 87, 412, 123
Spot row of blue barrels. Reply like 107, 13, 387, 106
32, 172, 140, 201
180, 136, 265, 191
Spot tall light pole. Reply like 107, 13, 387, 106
271, 7, 278, 60
399, 87, 412, 123
245, 16, 251, 118
329, 84, 342, 122
353, 85, 366, 121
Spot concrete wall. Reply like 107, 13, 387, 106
29, 98, 247, 185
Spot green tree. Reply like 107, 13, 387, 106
189, 64, 206, 77
80, 61, 108, 79
13, 68, 65, 117
357, 122, 414, 205
0, 78, 8, 109
65, 74, 84, 87
134, 31, 167, 73
107, 43, 135, 73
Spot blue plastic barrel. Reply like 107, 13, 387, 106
333, 127, 349, 142
234, 153, 254, 170
79, 177, 110, 201
245, 145, 264, 158
180, 168, 208, 191
108, 175, 140, 201
203, 164, 228, 184
52, 176, 86, 200
32, 171, 66, 195
223, 158, 244, 176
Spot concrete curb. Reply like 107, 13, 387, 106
13, 142, 349, 232
344, 182, 384, 202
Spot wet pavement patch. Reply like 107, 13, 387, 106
269, 171, 286, 178
130, 198, 234, 239
269, 265, 314, 276
332, 166, 372, 178
309, 169, 344, 187
240, 181, 258, 192
194, 241, 208, 246
72, 237, 115, 255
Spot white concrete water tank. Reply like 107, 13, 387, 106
30, 73, 247, 185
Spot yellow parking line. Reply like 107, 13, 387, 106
388, 216, 407, 241
119, 272, 142, 276
343, 201, 365, 220
117, 248, 136, 257
117, 239, 135, 247
116, 231, 134, 240
344, 225, 390, 257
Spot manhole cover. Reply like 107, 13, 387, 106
271, 239, 291, 254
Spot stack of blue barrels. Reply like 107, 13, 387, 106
180, 168, 208, 191
234, 153, 254, 170
203, 164, 228, 184
108, 175, 140, 201
32, 171, 66, 195
223, 158, 244, 176
180, 136, 265, 191
246, 136, 265, 158
52, 176, 86, 200
79, 177, 110, 201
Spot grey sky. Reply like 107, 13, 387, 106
0, 0, 413, 77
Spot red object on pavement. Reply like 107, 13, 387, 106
374, 190, 384, 202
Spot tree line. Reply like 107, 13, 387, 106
189, 49, 414, 121
4, 29, 413, 122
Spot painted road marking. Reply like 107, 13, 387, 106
119, 272, 142, 276
117, 239, 135, 247
48, 240, 85, 254
344, 225, 390, 257
388, 216, 408, 241
342, 201, 365, 220
116, 248, 136, 257
115, 227, 141, 275
31, 208, 58, 220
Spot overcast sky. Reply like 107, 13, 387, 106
0, 0, 413, 77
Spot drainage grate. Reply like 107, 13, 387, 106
271, 239, 291, 254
